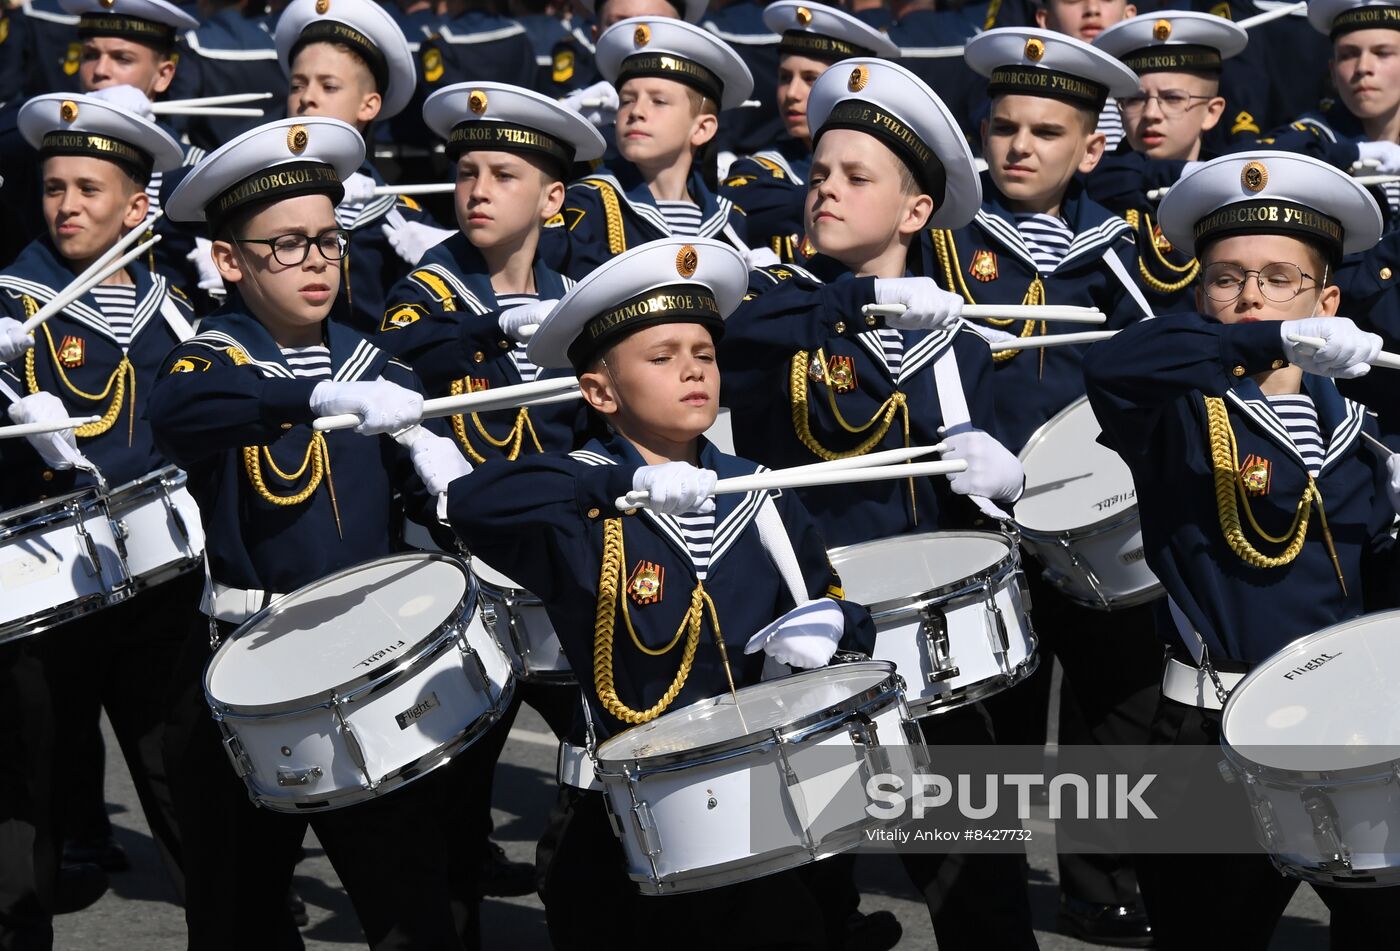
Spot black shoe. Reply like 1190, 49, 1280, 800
842, 909, 902, 951
478, 841, 535, 898
53, 862, 109, 915
287, 885, 309, 928
1057, 896, 1154, 948
62, 835, 130, 873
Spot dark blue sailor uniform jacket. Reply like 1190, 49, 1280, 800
540, 163, 750, 281
446, 432, 876, 742
920, 180, 1152, 451
375, 233, 588, 460
1084, 314, 1396, 667
0, 237, 194, 507
147, 309, 439, 596
721, 137, 811, 263
721, 262, 1004, 547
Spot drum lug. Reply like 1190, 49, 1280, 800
72, 508, 104, 581
276, 766, 323, 787
980, 584, 1011, 669
332, 695, 375, 790
845, 711, 879, 747
918, 606, 959, 684
631, 799, 663, 858
161, 485, 194, 553
1301, 789, 1353, 873
220, 730, 253, 779
455, 624, 492, 693
1057, 538, 1111, 610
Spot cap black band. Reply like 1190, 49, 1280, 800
1121, 44, 1223, 74
778, 30, 874, 62
77, 13, 174, 46
988, 65, 1108, 111
446, 121, 574, 168
567, 283, 723, 369
292, 21, 390, 94
207, 161, 345, 230
1329, 5, 1400, 37
40, 131, 153, 181
814, 99, 948, 205
1193, 199, 1344, 258
618, 53, 723, 104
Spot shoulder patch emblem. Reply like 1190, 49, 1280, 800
565, 207, 587, 230
63, 42, 80, 76
1230, 110, 1261, 136
381, 304, 427, 332
0, 17, 10, 45
422, 47, 444, 83
397, 195, 423, 211
544, 212, 565, 228
552, 48, 575, 84
723, 174, 756, 188
169, 355, 211, 374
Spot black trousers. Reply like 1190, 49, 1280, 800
1136, 697, 1400, 951
38, 570, 203, 897
539, 785, 828, 950
163, 622, 464, 951
0, 644, 55, 951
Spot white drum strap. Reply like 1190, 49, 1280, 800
1166, 595, 1232, 706
721, 222, 749, 255
932, 347, 1009, 520
1101, 245, 1156, 321
159, 296, 195, 342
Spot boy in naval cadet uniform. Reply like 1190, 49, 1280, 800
1087, 11, 1248, 313
1084, 150, 1400, 949
147, 116, 472, 950
719, 1, 899, 264
442, 235, 874, 950
540, 17, 758, 280
1033, 0, 1137, 153
0, 90, 196, 913
722, 57, 1041, 951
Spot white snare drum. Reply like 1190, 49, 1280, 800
1222, 610, 1400, 887
594, 661, 926, 894
471, 558, 573, 683
1014, 396, 1162, 610
0, 488, 131, 644
204, 552, 514, 812
108, 466, 204, 589
829, 532, 1037, 717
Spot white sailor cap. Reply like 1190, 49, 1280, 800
424, 82, 607, 169
807, 58, 981, 229
576, 0, 708, 25
595, 17, 755, 111
1093, 11, 1247, 74
965, 27, 1139, 110
19, 92, 184, 180
528, 237, 748, 371
1307, 0, 1400, 37
166, 117, 364, 229
1157, 151, 1382, 260
762, 1, 899, 61
275, 0, 417, 120
58, 0, 197, 46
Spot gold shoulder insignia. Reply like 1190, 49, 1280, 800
824, 583, 845, 600
422, 47, 444, 83
0, 17, 10, 44
169, 355, 212, 374
565, 207, 587, 230
381, 304, 427, 332
396, 195, 423, 211
410, 271, 457, 311
63, 42, 80, 76
723, 174, 757, 187
1231, 111, 1261, 135
753, 156, 786, 179
552, 48, 575, 84
544, 212, 565, 228
1210, 1, 1231, 19
167, 284, 191, 303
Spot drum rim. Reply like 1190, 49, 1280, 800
829, 531, 1019, 619
1220, 607, 1400, 781
0, 485, 108, 530
593, 659, 902, 771
106, 464, 189, 504
204, 551, 480, 715
1013, 395, 1141, 534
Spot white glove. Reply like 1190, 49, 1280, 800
409, 431, 473, 495
381, 218, 454, 266
498, 300, 557, 343
185, 238, 224, 293
967, 323, 1019, 346
310, 379, 424, 435
1357, 141, 1400, 175
89, 84, 153, 122
939, 428, 1024, 502
561, 80, 618, 128
632, 462, 717, 515
1279, 318, 1382, 380
0, 317, 34, 363
743, 598, 845, 669
342, 172, 378, 206
8, 392, 78, 469
872, 277, 963, 332
742, 246, 782, 271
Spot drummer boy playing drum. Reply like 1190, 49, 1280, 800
441, 236, 875, 949
1084, 151, 1400, 948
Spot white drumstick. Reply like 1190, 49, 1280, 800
157, 92, 273, 107
372, 182, 456, 197
615, 458, 968, 509
0, 415, 102, 439
1351, 174, 1400, 188
1286, 333, 1400, 371
777, 444, 949, 477
1362, 430, 1393, 457
21, 234, 162, 333
861, 303, 1107, 325
897, 45, 965, 59
313, 375, 581, 431
988, 330, 1119, 352
579, 97, 763, 109
148, 104, 265, 117
1236, 0, 1306, 29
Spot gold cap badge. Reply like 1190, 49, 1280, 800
315, 0, 329, 12
1024, 38, 1045, 61
1241, 160, 1268, 193
634, 24, 651, 47
848, 65, 868, 92
99, 0, 115, 8
59, 100, 78, 122
287, 124, 309, 155
468, 90, 488, 114
795, 5, 812, 25
1153, 18, 1172, 40
676, 244, 698, 277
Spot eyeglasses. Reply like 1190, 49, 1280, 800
1117, 90, 1214, 118
235, 228, 349, 266
1201, 262, 1323, 303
